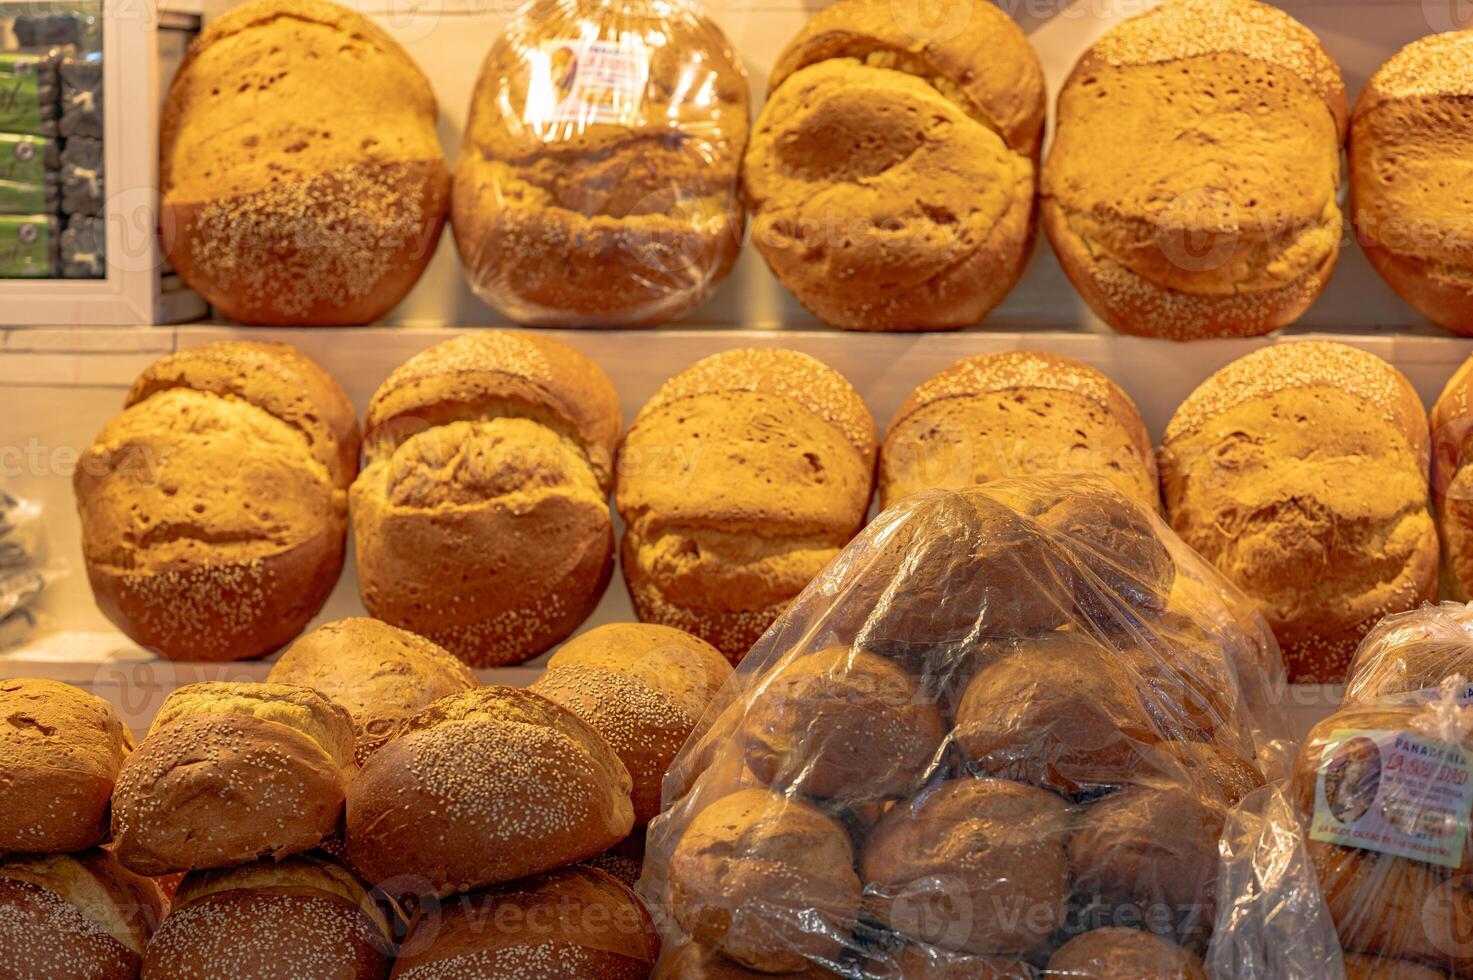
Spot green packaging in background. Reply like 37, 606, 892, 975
0, 214, 56, 277
0, 134, 53, 184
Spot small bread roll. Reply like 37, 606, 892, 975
1044, 928, 1207, 979
74, 341, 359, 661
667, 788, 861, 973
532, 623, 734, 827
1342, 953, 1450, 980
142, 854, 394, 979
1343, 605, 1473, 707
160, 0, 448, 325
1161, 342, 1437, 683
744, 0, 1043, 330
654, 940, 841, 978
269, 617, 478, 764
1042, 0, 1346, 339
112, 682, 356, 876
860, 778, 1069, 956
0, 850, 165, 980
0, 678, 133, 856
1433, 360, 1473, 602
392, 867, 659, 979
352, 331, 621, 667
870, 946, 1037, 979
1352, 31, 1473, 335
452, 0, 748, 327
617, 349, 877, 659
741, 647, 945, 803
346, 687, 633, 897
953, 632, 1159, 796
880, 353, 1157, 511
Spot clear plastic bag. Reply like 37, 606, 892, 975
451, 0, 749, 327
638, 476, 1294, 977
1343, 602, 1473, 709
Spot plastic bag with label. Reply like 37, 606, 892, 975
451, 0, 749, 327
638, 476, 1294, 977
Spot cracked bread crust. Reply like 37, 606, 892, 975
74, 342, 356, 662
1431, 355, 1473, 601
1042, 0, 1347, 339
1160, 343, 1437, 682
744, 0, 1043, 332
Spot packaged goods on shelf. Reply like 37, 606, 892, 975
0, 132, 56, 183
59, 212, 101, 277
59, 133, 99, 216
0, 212, 56, 276
642, 476, 1294, 977
57, 55, 99, 140
12, 12, 84, 49
0, 173, 54, 213
0, 51, 60, 138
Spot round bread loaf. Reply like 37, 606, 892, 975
1043, 928, 1207, 978
654, 940, 841, 979
269, 617, 478, 764
1433, 360, 1473, 603
160, 0, 448, 325
1160, 342, 1437, 683
616, 349, 877, 660
0, 849, 165, 980
1342, 953, 1450, 980
352, 331, 621, 667
869, 946, 1037, 979
0, 678, 133, 857
881, 353, 1158, 510
1041, 0, 1346, 339
452, 0, 748, 327
392, 867, 658, 979
74, 341, 359, 661
346, 687, 633, 897
859, 777, 1070, 956
744, 0, 1044, 330
1352, 31, 1473, 335
1343, 604, 1473, 706
666, 788, 861, 973
741, 647, 946, 804
142, 854, 394, 979
532, 623, 734, 827
111, 682, 356, 876
952, 631, 1159, 797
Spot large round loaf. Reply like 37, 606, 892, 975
269, 617, 479, 764
160, 0, 448, 325
616, 349, 877, 660
880, 352, 1157, 510
351, 331, 621, 667
452, 0, 748, 327
532, 623, 734, 827
392, 867, 659, 979
111, 682, 357, 876
346, 687, 633, 897
1352, 31, 1473, 335
142, 854, 394, 979
1433, 358, 1473, 603
0, 678, 133, 857
0, 849, 165, 980
1042, 0, 1346, 339
1160, 342, 1437, 682
743, 0, 1044, 331
74, 341, 359, 661
1044, 928, 1207, 978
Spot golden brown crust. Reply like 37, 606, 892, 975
1341, 952, 1450, 980
346, 687, 633, 898
0, 679, 133, 857
269, 618, 479, 765
112, 683, 354, 876
161, 0, 447, 325
1434, 358, 1473, 601
880, 352, 1157, 511
532, 623, 733, 827
654, 940, 842, 978
1160, 342, 1437, 683
1044, 928, 1207, 979
667, 788, 861, 973
392, 867, 659, 979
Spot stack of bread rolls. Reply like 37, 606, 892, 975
0, 679, 165, 977
1161, 341, 1438, 683
645, 478, 1280, 975
617, 349, 876, 661
744, 0, 1044, 331
74, 341, 359, 662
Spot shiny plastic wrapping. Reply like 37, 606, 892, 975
638, 477, 1294, 977
1210, 603, 1473, 980
451, 0, 749, 327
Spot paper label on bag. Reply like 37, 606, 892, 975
524, 38, 649, 129
1309, 728, 1473, 868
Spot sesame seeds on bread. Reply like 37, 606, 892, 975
1352, 30, 1473, 335
1160, 342, 1437, 682
616, 349, 877, 660
345, 687, 634, 899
